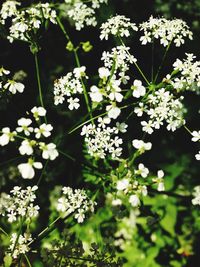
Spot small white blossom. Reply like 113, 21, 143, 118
116, 179, 129, 191
19, 140, 35, 155
16, 118, 33, 136
34, 123, 53, 139
4, 80, 24, 94
132, 139, 152, 152
192, 186, 200, 205
132, 80, 146, 98
191, 130, 200, 142
195, 151, 200, 161
67, 97, 80, 110
89, 85, 103, 102
18, 159, 43, 179
0, 127, 16, 146
129, 194, 140, 207
39, 142, 59, 160
106, 104, 121, 119
98, 67, 110, 79
135, 163, 149, 178
9, 232, 33, 259
31, 106, 46, 121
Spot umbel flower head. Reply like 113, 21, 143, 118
0, 185, 39, 223
100, 15, 138, 40
139, 16, 193, 47
57, 187, 96, 223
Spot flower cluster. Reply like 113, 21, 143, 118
168, 53, 200, 94
0, 2, 57, 42
0, 0, 19, 24
54, 66, 86, 110
134, 88, 185, 134
0, 107, 59, 179
192, 186, 200, 205
9, 232, 33, 259
81, 118, 127, 159
0, 66, 25, 94
110, 165, 165, 208
139, 16, 193, 47
89, 46, 137, 119
57, 186, 96, 223
100, 15, 138, 40
101, 45, 137, 84
0, 186, 39, 223
66, 0, 107, 31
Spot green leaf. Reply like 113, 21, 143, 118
160, 203, 177, 236
3, 254, 12, 267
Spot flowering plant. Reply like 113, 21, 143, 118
0, 0, 199, 266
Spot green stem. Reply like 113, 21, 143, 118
0, 226, 8, 236
74, 49, 93, 120
34, 53, 47, 123
154, 41, 171, 83
24, 254, 32, 267
57, 16, 93, 120
118, 35, 150, 85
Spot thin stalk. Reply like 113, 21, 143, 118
0, 226, 8, 236
118, 35, 150, 85
58, 149, 75, 161
24, 254, 32, 267
11, 216, 26, 257
37, 159, 49, 186
28, 215, 62, 246
184, 125, 192, 135
68, 102, 136, 134
74, 49, 93, 120
56, 16, 93, 120
34, 53, 47, 123
151, 39, 154, 82
154, 41, 171, 83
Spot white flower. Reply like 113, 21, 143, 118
106, 104, 121, 119
129, 194, 140, 207
98, 67, 110, 79
18, 159, 43, 179
73, 66, 86, 78
116, 179, 129, 191
116, 122, 128, 133
16, 118, 33, 136
19, 140, 35, 155
0, 66, 10, 76
108, 81, 123, 102
132, 80, 146, 98
192, 186, 200, 205
191, 131, 200, 142
132, 139, 152, 152
152, 170, 165, 191
67, 97, 80, 110
90, 85, 103, 102
112, 199, 122, 206
141, 121, 154, 134
34, 123, 53, 139
39, 143, 59, 160
31, 106, 46, 121
4, 80, 24, 94
195, 151, 200, 161
135, 163, 149, 178
0, 127, 16, 146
